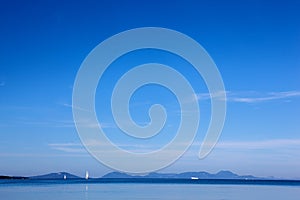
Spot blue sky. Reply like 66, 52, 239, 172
0, 0, 300, 178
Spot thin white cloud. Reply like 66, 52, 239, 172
196, 90, 227, 101
215, 139, 300, 149
0, 153, 89, 157
60, 103, 115, 128
50, 147, 86, 153
62, 103, 91, 112
51, 139, 190, 155
195, 90, 300, 103
49, 143, 87, 153
1, 118, 75, 128
48, 142, 82, 147
217, 139, 300, 149
49, 139, 300, 152
52, 119, 110, 129
230, 91, 300, 103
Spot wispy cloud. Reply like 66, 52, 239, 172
48, 142, 82, 147
0, 105, 33, 111
195, 90, 300, 103
1, 118, 75, 128
0, 81, 5, 87
0, 153, 89, 157
183, 138, 300, 160
215, 139, 300, 149
60, 103, 114, 128
48, 143, 87, 153
61, 103, 90, 112
0, 117, 110, 129
195, 90, 227, 101
230, 91, 300, 103
50, 139, 191, 155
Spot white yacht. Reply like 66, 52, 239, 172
85, 171, 89, 180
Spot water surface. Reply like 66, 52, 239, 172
1, 179, 299, 200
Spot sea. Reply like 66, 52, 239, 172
1, 179, 300, 200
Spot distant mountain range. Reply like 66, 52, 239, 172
29, 172, 80, 179
0, 170, 261, 180
102, 170, 259, 179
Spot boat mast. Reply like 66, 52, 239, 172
85, 171, 89, 180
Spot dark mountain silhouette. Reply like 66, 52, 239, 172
29, 172, 79, 179
102, 170, 258, 179
0, 170, 260, 180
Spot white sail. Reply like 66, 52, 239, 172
64, 175, 67, 180
85, 171, 89, 180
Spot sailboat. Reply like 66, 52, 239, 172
85, 171, 89, 180
64, 175, 67, 180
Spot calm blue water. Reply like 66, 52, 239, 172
1, 179, 300, 200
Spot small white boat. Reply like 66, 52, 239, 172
64, 175, 67, 180
191, 177, 199, 180
85, 171, 89, 180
